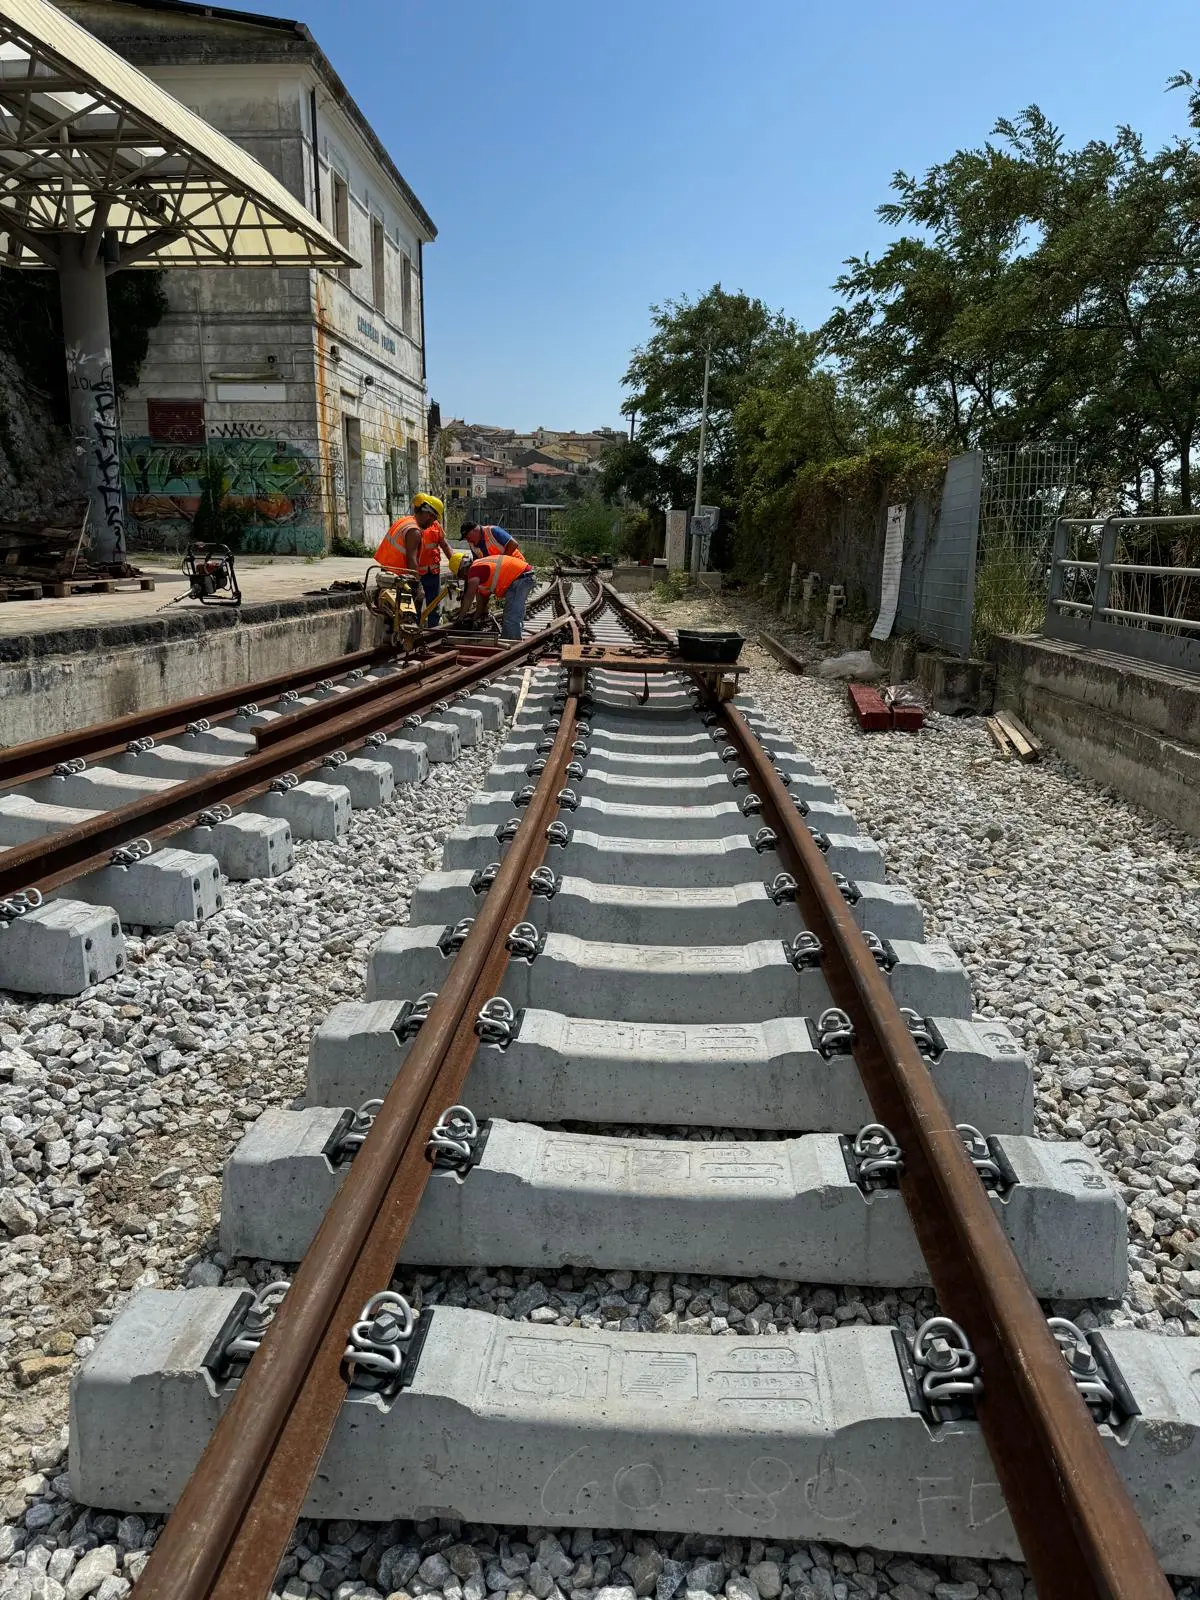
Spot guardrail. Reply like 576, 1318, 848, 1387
1044, 513, 1200, 671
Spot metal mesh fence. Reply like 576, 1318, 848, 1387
973, 442, 1077, 647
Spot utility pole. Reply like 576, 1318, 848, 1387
691, 343, 712, 576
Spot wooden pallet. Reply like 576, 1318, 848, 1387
0, 582, 44, 602
986, 709, 1041, 762
44, 577, 156, 597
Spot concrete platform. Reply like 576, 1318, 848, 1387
365, 927, 973, 1021
69, 1296, 1200, 1572
222, 1112, 1123, 1297
410, 870, 924, 943
991, 634, 1200, 835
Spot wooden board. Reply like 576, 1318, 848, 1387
0, 582, 43, 602
985, 716, 1014, 758
994, 710, 1040, 762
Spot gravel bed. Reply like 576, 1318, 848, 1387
2, 626, 1198, 1599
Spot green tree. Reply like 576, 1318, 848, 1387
609, 285, 798, 513
556, 495, 629, 559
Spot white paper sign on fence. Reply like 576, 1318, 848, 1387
871, 503, 907, 641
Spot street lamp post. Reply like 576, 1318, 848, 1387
690, 344, 711, 576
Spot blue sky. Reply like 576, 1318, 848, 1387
250, 0, 1195, 430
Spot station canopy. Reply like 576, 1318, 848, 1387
0, 0, 356, 269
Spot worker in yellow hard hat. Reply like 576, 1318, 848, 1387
374, 493, 453, 623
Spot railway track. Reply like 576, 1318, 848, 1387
0, 585, 592, 995
5, 584, 1195, 1598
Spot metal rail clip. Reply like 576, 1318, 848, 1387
740, 793, 764, 816
506, 921, 542, 961
896, 1316, 983, 1422
471, 863, 501, 894
861, 931, 898, 970
326, 1099, 383, 1165
807, 828, 831, 852
512, 785, 538, 808
476, 996, 523, 1047
766, 872, 798, 904
426, 1104, 489, 1178
811, 1006, 855, 1058
719, 745, 739, 764
438, 920, 474, 955
556, 788, 580, 811
184, 718, 211, 735
545, 821, 572, 848
269, 772, 299, 794
206, 1280, 290, 1380
196, 803, 233, 828
753, 827, 778, 854
393, 991, 438, 1039
1048, 1318, 1138, 1427
110, 838, 153, 869
785, 931, 823, 970
53, 758, 87, 777
843, 1121, 905, 1191
957, 1124, 1015, 1194
342, 1290, 429, 1396
365, 732, 388, 748
831, 872, 861, 905
126, 736, 156, 755
321, 750, 348, 769
0, 888, 43, 925
495, 818, 521, 844
529, 866, 560, 898
235, 703, 259, 718
900, 1008, 944, 1059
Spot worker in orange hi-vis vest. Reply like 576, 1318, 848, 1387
460, 520, 522, 560
373, 493, 453, 622
454, 550, 537, 639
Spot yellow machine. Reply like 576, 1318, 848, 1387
363, 550, 472, 648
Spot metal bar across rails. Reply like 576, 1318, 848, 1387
135, 693, 583, 1600
758, 632, 806, 675
0, 619, 571, 902
0, 637, 449, 789
712, 697, 1170, 1600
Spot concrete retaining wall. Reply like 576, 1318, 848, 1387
0, 592, 388, 745
991, 634, 1200, 836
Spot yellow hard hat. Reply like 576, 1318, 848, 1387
448, 549, 473, 577
412, 492, 445, 519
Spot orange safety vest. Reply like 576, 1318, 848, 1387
471, 552, 534, 598
470, 525, 521, 559
374, 515, 443, 574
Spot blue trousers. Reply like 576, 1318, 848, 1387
501, 570, 536, 639
421, 570, 442, 625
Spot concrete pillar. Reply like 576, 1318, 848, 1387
57, 234, 125, 564
664, 507, 687, 571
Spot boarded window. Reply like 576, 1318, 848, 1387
332, 173, 350, 284
371, 217, 386, 313
401, 255, 413, 337
407, 435, 420, 491
147, 399, 204, 444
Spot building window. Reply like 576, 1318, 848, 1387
371, 217, 386, 314
401, 255, 413, 337
147, 399, 205, 444
407, 435, 420, 490
332, 173, 350, 284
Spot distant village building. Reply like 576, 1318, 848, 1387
61, 0, 436, 553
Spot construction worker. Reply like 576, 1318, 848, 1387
455, 549, 537, 640
461, 520, 522, 560
373, 493, 453, 623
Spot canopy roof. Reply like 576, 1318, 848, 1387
0, 0, 356, 269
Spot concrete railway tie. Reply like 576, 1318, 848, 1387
66, 658, 1200, 1580
0, 665, 522, 995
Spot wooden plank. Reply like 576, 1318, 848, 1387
996, 708, 1042, 755
985, 716, 1014, 758
994, 709, 1040, 762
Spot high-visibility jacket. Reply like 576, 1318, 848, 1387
374, 515, 443, 574
471, 552, 534, 598
470, 525, 521, 559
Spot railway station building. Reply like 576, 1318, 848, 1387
59, 0, 436, 554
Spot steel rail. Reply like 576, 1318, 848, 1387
596, 579, 675, 645
0, 620, 571, 902
0, 636, 446, 790
714, 698, 1170, 1600
137, 698, 581, 1600
758, 632, 806, 675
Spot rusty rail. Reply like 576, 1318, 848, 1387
136, 696, 581, 1600
758, 631, 806, 675
0, 619, 571, 901
0, 637, 454, 790
714, 698, 1170, 1600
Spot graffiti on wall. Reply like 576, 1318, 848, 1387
67, 346, 126, 556
121, 432, 325, 553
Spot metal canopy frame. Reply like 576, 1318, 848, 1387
0, 0, 356, 270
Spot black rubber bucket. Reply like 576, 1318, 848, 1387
676, 629, 744, 663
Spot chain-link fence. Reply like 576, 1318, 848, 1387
973, 441, 1077, 649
